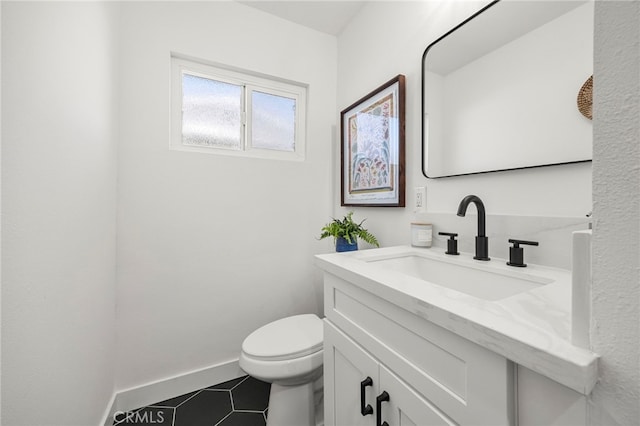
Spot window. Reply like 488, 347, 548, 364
171, 56, 306, 161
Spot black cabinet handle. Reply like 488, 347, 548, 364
376, 391, 390, 426
360, 377, 373, 416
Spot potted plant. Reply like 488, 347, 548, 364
319, 211, 380, 252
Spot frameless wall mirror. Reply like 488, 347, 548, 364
422, 0, 594, 178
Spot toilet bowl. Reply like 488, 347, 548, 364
239, 314, 323, 426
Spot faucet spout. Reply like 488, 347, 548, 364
457, 195, 486, 236
457, 195, 490, 261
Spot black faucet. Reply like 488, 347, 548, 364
457, 195, 490, 261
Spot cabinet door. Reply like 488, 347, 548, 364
324, 320, 378, 426
378, 365, 456, 426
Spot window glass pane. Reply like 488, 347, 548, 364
251, 91, 296, 152
182, 73, 242, 149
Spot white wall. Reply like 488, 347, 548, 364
336, 1, 592, 251
590, 2, 640, 424
1, 2, 119, 424
1, 2, 4, 420
115, 2, 336, 390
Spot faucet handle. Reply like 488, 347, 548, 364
507, 239, 539, 267
438, 232, 460, 255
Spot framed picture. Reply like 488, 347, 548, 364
341, 75, 405, 207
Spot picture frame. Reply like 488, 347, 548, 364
341, 75, 406, 207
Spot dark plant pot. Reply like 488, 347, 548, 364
336, 237, 358, 252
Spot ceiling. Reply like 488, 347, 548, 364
238, 1, 367, 35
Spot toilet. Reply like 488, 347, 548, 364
239, 314, 324, 426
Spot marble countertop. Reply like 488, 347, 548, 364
315, 245, 599, 395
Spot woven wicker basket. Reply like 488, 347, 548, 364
577, 75, 593, 120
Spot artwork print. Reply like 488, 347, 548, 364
348, 94, 395, 193
341, 75, 405, 207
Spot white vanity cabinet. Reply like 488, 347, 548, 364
317, 246, 597, 426
323, 273, 515, 426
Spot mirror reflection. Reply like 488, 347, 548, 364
422, 0, 594, 178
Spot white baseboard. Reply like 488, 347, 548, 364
101, 391, 118, 426
102, 358, 243, 426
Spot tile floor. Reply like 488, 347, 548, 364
114, 376, 271, 426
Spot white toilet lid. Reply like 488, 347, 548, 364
242, 314, 323, 361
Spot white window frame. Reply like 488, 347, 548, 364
171, 55, 307, 161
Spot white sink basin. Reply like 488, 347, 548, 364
361, 250, 554, 301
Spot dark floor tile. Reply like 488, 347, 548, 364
231, 376, 270, 411
115, 407, 173, 426
114, 373, 272, 426
216, 411, 266, 426
154, 390, 200, 407
175, 390, 232, 426
206, 375, 247, 390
